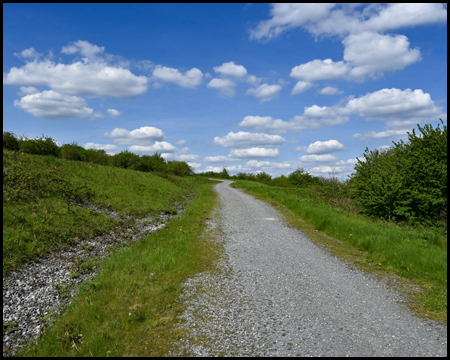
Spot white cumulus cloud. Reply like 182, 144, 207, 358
306, 140, 345, 154
162, 153, 199, 161
353, 129, 410, 140
3, 59, 148, 98
83, 142, 118, 151
291, 81, 314, 95
213, 61, 248, 78
245, 160, 295, 170
343, 88, 444, 128
18, 86, 39, 95
107, 109, 121, 117
319, 86, 343, 95
14, 90, 94, 120
14, 47, 42, 60
246, 83, 282, 103
290, 59, 349, 82
204, 155, 239, 163
299, 154, 340, 162
207, 78, 236, 97
239, 106, 348, 134
61, 40, 105, 61
343, 32, 421, 81
214, 131, 287, 148
250, 3, 447, 40
130, 142, 176, 153
152, 65, 203, 88
104, 126, 165, 145
229, 147, 279, 159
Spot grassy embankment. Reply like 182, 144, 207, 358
3, 149, 207, 274
231, 180, 447, 323
3, 149, 221, 356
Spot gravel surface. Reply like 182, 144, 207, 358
3, 202, 183, 357
170, 180, 447, 357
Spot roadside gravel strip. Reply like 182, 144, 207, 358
171, 180, 447, 357
3, 203, 182, 357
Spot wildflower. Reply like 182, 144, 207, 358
350, 234, 352, 236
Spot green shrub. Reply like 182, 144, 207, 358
3, 132, 21, 151
131, 155, 155, 172
20, 135, 59, 157
83, 148, 110, 165
219, 167, 230, 179
270, 174, 293, 188
288, 168, 318, 187
59, 143, 86, 161
256, 171, 272, 184
351, 120, 447, 225
110, 150, 140, 169
167, 160, 193, 176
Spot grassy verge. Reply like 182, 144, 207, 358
231, 180, 447, 323
19, 181, 220, 357
3, 150, 201, 274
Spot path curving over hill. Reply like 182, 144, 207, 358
171, 180, 447, 356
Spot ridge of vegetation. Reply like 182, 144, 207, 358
3, 131, 206, 274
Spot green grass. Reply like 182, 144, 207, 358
19, 182, 220, 357
231, 180, 447, 323
3, 149, 207, 274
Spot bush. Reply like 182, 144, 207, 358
219, 167, 230, 179
3, 132, 21, 151
288, 168, 317, 187
148, 153, 168, 173
351, 120, 447, 224
167, 161, 193, 176
270, 174, 293, 188
131, 155, 155, 172
110, 150, 140, 169
256, 171, 272, 184
20, 135, 59, 157
83, 149, 110, 165
59, 143, 86, 161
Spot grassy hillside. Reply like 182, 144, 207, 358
3, 143, 223, 357
20, 182, 220, 357
232, 180, 447, 323
3, 149, 207, 274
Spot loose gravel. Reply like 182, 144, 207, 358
3, 202, 183, 357
170, 180, 447, 357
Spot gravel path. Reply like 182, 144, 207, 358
170, 180, 447, 357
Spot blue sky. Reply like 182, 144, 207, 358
3, 3, 447, 178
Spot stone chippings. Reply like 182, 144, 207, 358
169, 180, 447, 357
3, 202, 183, 357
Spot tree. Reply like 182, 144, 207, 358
288, 167, 315, 187
3, 132, 20, 151
167, 160, 193, 176
256, 171, 272, 184
219, 167, 230, 179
